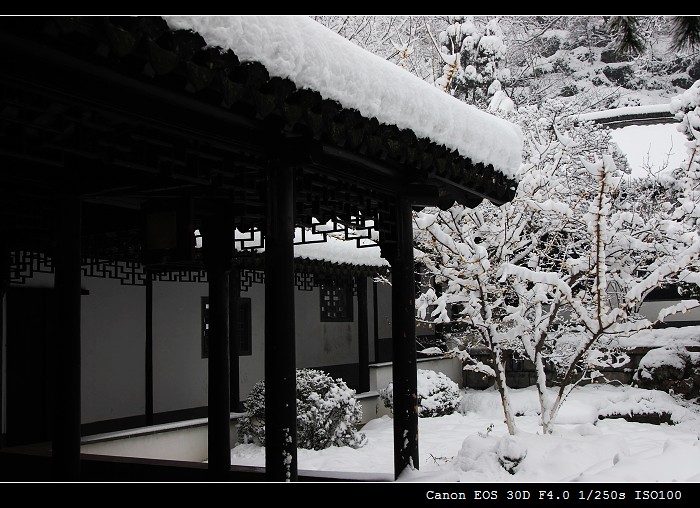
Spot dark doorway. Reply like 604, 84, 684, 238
5, 287, 55, 447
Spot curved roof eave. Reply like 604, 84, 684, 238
162, 16, 524, 185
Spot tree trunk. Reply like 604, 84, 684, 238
534, 350, 555, 434
493, 347, 517, 435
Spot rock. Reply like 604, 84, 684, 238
672, 76, 694, 89
600, 49, 632, 64
687, 59, 700, 81
602, 64, 635, 87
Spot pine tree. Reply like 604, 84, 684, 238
606, 16, 646, 55
608, 15, 700, 56
669, 16, 700, 52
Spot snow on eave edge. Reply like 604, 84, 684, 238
575, 104, 674, 122
161, 15, 524, 181
229, 228, 390, 268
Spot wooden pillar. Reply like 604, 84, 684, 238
145, 270, 153, 426
0, 242, 8, 448
356, 276, 370, 393
388, 196, 419, 479
52, 194, 82, 480
373, 279, 380, 363
264, 162, 297, 481
203, 213, 232, 480
229, 267, 241, 413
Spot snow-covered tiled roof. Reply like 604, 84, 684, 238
576, 104, 672, 122
230, 228, 389, 268
292, 230, 388, 268
163, 15, 524, 181
574, 104, 675, 129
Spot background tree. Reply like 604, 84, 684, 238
608, 15, 700, 56
314, 15, 700, 112
429, 16, 510, 108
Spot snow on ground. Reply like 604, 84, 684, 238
229, 384, 700, 483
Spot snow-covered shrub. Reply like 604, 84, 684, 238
634, 346, 688, 384
632, 346, 700, 399
496, 435, 528, 474
380, 369, 461, 417
454, 433, 527, 477
237, 368, 367, 450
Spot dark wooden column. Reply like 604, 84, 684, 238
356, 276, 370, 393
145, 269, 154, 426
203, 213, 232, 480
52, 194, 82, 480
264, 162, 298, 481
387, 195, 419, 479
373, 279, 380, 362
0, 241, 8, 448
229, 267, 241, 413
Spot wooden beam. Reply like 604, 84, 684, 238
264, 162, 298, 481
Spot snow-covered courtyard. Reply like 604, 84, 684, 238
229, 383, 700, 483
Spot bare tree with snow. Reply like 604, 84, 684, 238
415, 98, 700, 434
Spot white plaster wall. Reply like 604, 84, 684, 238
376, 281, 392, 339
80, 276, 146, 424
10, 271, 54, 288
2, 271, 386, 429
82, 424, 209, 461
152, 280, 208, 414
237, 282, 265, 402
80, 418, 239, 462
418, 356, 464, 388
4, 273, 147, 426
236, 277, 379, 403
638, 300, 700, 323
294, 286, 358, 368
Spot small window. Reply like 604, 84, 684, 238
202, 296, 253, 358
319, 280, 354, 322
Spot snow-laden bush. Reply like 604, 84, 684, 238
454, 433, 528, 477
632, 345, 700, 399
380, 369, 461, 417
237, 368, 367, 450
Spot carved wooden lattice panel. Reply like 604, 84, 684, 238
319, 279, 353, 322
